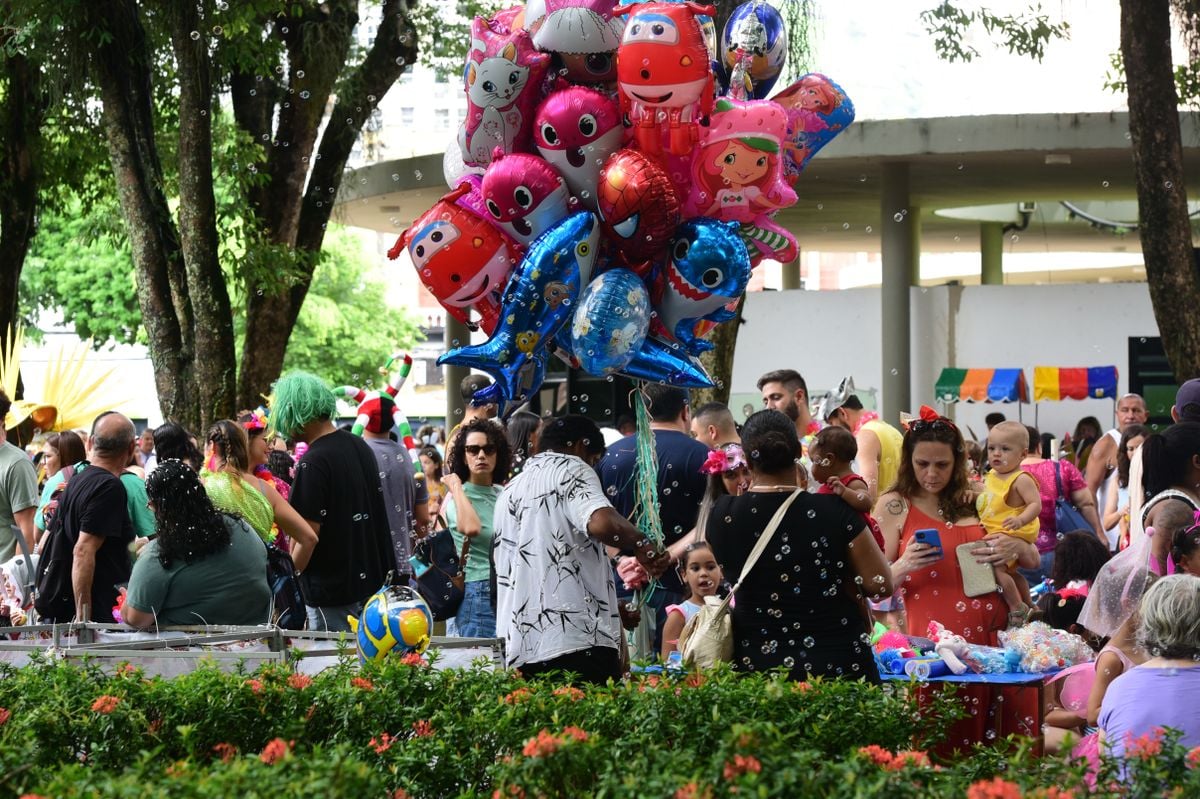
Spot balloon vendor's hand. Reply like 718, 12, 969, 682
617, 556, 649, 590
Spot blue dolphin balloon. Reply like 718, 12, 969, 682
652, 218, 751, 355
438, 211, 600, 409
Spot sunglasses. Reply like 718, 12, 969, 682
464, 444, 497, 456
909, 418, 957, 434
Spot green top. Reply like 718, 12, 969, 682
445, 482, 502, 583
125, 515, 270, 627
36, 464, 156, 539
202, 470, 275, 543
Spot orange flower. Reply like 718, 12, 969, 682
351, 676, 375, 691
1187, 746, 1200, 769
553, 685, 585, 701
562, 725, 589, 742
0, 707, 9, 726
886, 750, 931, 771
259, 737, 292, 765
19, 795, 51, 799
966, 777, 1023, 799
857, 744, 894, 767
147, 718, 162, 734
793, 681, 812, 693
1125, 728, 1165, 759
503, 687, 532, 704
722, 754, 763, 780
91, 695, 120, 714
393, 790, 411, 799
370, 732, 394, 754
674, 782, 713, 799
245, 678, 264, 694
522, 729, 562, 758
399, 652, 429, 667
212, 742, 237, 763
412, 719, 434, 738
1032, 788, 1075, 799
685, 672, 707, 688
115, 663, 136, 677
287, 673, 313, 690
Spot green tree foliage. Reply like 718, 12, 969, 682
919, 2, 1071, 63
280, 226, 424, 383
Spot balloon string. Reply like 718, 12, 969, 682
630, 381, 664, 610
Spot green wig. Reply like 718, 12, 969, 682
269, 371, 338, 438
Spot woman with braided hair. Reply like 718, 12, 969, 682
201, 420, 315, 569
121, 460, 272, 628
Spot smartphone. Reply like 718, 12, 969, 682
912, 528, 944, 558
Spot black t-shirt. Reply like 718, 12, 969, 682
290, 430, 394, 606
49, 465, 133, 622
706, 491, 878, 682
598, 429, 709, 594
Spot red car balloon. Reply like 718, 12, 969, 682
596, 148, 680, 266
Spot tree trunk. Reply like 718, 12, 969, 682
690, 296, 745, 407
1121, 0, 1200, 381
169, 0, 236, 425
0, 44, 42, 366
80, 0, 197, 427
236, 0, 419, 408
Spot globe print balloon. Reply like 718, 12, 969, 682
350, 585, 433, 663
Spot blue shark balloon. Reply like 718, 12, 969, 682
622, 336, 714, 387
651, 218, 751, 355
439, 211, 600, 409
570, 269, 652, 375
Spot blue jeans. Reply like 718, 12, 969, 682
454, 580, 496, 638
1018, 550, 1055, 590
306, 601, 363, 633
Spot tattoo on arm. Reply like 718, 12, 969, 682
885, 498, 904, 516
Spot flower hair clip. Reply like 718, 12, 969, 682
700, 444, 747, 475
242, 406, 269, 432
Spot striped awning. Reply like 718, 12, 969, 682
1032, 366, 1119, 402
935, 368, 1028, 403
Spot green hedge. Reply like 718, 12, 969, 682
0, 653, 1195, 798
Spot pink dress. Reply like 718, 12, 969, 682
1021, 459, 1087, 552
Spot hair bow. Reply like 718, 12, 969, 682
919, 405, 940, 422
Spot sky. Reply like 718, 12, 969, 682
803, 0, 1127, 120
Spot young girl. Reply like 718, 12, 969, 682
1102, 424, 1149, 551
1171, 520, 1200, 576
809, 427, 885, 550
660, 542, 724, 662
975, 421, 1042, 625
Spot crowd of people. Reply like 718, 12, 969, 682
1, 366, 1199, 764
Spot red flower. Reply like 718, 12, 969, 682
885, 750, 930, 771
685, 672, 707, 689
259, 737, 292, 765
351, 676, 375, 692
722, 754, 763, 780
412, 719, 434, 738
245, 678, 264, 694
148, 718, 162, 734
115, 663, 137, 677
966, 778, 1023, 799
287, 673, 313, 690
521, 729, 562, 758
1187, 746, 1200, 769
20, 794, 52, 799
369, 732, 394, 754
503, 687, 532, 705
1125, 728, 1165, 759
793, 681, 812, 693
393, 791, 411, 799
857, 744, 894, 767
1033, 789, 1075, 799
0, 707, 9, 726
212, 742, 237, 763
399, 652, 429, 667
91, 695, 120, 714
553, 685, 585, 701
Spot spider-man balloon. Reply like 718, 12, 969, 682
596, 148, 680, 268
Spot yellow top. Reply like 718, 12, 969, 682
861, 419, 904, 495
976, 469, 1040, 544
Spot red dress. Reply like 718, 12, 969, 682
899, 505, 1039, 753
